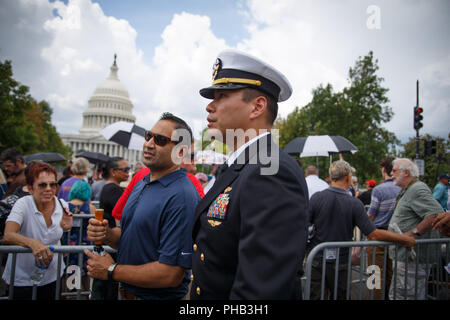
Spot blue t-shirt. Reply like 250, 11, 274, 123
367, 179, 402, 229
117, 168, 200, 300
432, 182, 448, 211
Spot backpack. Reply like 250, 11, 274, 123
0, 194, 20, 239
0, 187, 30, 240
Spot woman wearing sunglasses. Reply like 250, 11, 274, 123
2, 162, 72, 299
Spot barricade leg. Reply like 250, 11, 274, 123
367, 245, 392, 300
309, 259, 349, 300
389, 261, 429, 300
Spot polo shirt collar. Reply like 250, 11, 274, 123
328, 186, 349, 195
145, 167, 187, 187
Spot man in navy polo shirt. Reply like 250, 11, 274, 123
85, 113, 200, 300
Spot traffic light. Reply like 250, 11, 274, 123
414, 106, 423, 130
424, 140, 436, 155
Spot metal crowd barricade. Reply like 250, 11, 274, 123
64, 213, 95, 244
0, 213, 116, 300
303, 238, 450, 300
0, 245, 116, 300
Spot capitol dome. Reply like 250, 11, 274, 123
79, 55, 136, 135
61, 55, 142, 170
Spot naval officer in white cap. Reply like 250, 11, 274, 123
190, 49, 309, 299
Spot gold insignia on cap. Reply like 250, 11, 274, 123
224, 187, 232, 193
212, 58, 222, 80
208, 219, 222, 227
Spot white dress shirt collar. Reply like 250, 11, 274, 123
226, 131, 270, 167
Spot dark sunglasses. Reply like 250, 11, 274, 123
115, 167, 130, 172
144, 130, 179, 147
37, 182, 58, 189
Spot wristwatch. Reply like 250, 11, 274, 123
412, 228, 421, 237
108, 263, 118, 281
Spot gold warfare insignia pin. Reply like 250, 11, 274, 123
224, 187, 232, 193
208, 219, 222, 227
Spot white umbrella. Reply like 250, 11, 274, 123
284, 135, 358, 157
99, 121, 146, 151
195, 150, 228, 165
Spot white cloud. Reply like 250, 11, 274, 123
27, 0, 147, 133
237, 0, 348, 118
148, 12, 227, 133
420, 55, 450, 88
15, 1, 229, 137
1, 0, 448, 144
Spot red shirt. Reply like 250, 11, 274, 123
111, 167, 204, 221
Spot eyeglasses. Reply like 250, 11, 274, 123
144, 131, 179, 147
37, 182, 58, 189
115, 167, 130, 172
392, 168, 405, 173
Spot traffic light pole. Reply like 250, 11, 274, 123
415, 80, 419, 159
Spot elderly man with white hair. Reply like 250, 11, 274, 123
388, 158, 444, 300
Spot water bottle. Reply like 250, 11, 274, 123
30, 246, 54, 285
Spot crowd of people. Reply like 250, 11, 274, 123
0, 49, 449, 301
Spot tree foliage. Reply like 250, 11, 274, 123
276, 51, 400, 183
0, 59, 71, 159
400, 133, 450, 189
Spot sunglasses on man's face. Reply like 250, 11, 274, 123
144, 131, 179, 147
37, 182, 58, 189
115, 167, 130, 172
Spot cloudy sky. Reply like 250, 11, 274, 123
1, 0, 449, 143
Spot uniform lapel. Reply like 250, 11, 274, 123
192, 134, 274, 236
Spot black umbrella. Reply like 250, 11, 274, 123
99, 121, 145, 151
75, 151, 110, 164
23, 152, 66, 163
284, 135, 358, 157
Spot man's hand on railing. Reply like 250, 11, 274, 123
432, 212, 450, 237
401, 234, 417, 249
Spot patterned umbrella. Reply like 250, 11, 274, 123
99, 121, 146, 151
195, 150, 228, 165
284, 135, 358, 157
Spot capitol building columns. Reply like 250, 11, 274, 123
61, 55, 142, 169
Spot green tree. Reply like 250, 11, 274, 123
25, 100, 72, 159
0, 60, 40, 153
400, 133, 450, 189
277, 51, 399, 183
274, 105, 310, 148
0, 59, 71, 159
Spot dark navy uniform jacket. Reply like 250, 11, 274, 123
190, 134, 309, 299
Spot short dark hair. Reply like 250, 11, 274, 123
1, 148, 24, 164
241, 88, 278, 124
103, 157, 124, 179
379, 157, 395, 176
159, 112, 193, 146
26, 162, 57, 186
